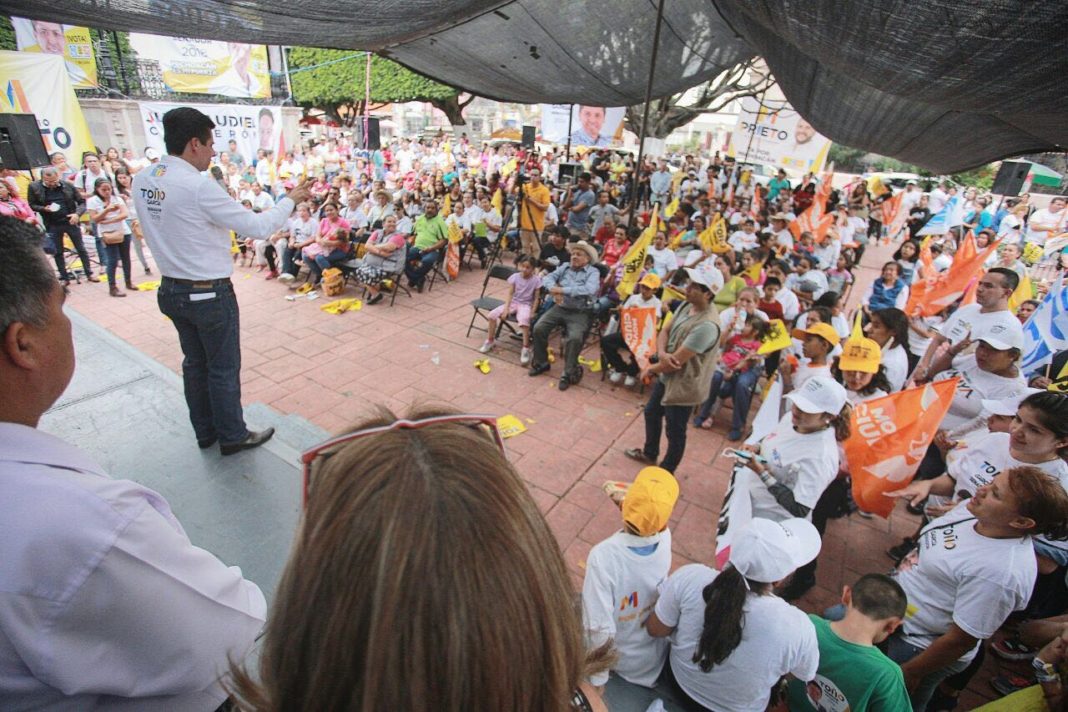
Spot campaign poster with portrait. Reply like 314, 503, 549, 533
139, 102, 281, 163
12, 17, 97, 89
128, 34, 271, 99
729, 97, 831, 173
540, 104, 625, 147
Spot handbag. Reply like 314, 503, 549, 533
101, 227, 125, 245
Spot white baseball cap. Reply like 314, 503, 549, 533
729, 518, 822, 583
975, 321, 1024, 352
684, 266, 723, 292
785, 376, 848, 415
981, 388, 1043, 417
144, 148, 161, 160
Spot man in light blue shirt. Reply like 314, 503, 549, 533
650, 160, 673, 206
563, 172, 597, 240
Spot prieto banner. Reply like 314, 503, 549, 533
729, 97, 831, 174
540, 104, 625, 147
0, 51, 95, 167
139, 101, 281, 162
128, 34, 271, 99
12, 16, 97, 89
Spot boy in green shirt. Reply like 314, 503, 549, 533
788, 574, 911, 712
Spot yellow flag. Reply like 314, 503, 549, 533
1008, 273, 1035, 310
851, 309, 864, 340
491, 188, 503, 214
501, 158, 518, 177
664, 198, 679, 218
616, 210, 661, 300
448, 221, 465, 243
757, 319, 793, 354
709, 215, 730, 254
743, 260, 764, 284
443, 193, 452, 216
662, 283, 686, 303
1050, 360, 1068, 394
496, 414, 527, 438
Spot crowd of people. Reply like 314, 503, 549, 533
3, 116, 1068, 712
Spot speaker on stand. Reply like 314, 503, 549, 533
991, 160, 1031, 197
0, 114, 50, 171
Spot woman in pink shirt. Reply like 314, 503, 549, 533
307, 201, 352, 286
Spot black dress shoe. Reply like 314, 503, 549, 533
197, 437, 218, 449
528, 363, 550, 377
624, 448, 656, 464
558, 375, 571, 391
220, 427, 275, 456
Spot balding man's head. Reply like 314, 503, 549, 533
41, 167, 60, 186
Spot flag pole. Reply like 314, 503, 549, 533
627, 0, 667, 225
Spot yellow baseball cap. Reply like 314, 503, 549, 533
838, 337, 882, 374
639, 273, 662, 290
622, 467, 680, 537
791, 322, 841, 346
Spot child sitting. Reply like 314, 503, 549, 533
693, 315, 769, 438
603, 273, 663, 388
826, 254, 855, 297
758, 277, 786, 322
479, 255, 542, 365
785, 322, 840, 390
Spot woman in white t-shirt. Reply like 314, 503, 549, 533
864, 308, 911, 391
646, 518, 821, 712
86, 178, 132, 297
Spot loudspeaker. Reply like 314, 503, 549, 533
557, 162, 581, 185
522, 125, 536, 149
0, 114, 50, 170
992, 160, 1031, 196
357, 117, 381, 150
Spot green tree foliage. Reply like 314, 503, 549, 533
287, 47, 473, 126
0, 16, 15, 51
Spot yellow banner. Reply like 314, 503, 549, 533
128, 35, 271, 99
0, 51, 95, 168
616, 210, 661, 300
12, 18, 97, 89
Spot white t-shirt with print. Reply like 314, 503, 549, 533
936, 353, 1027, 431
718, 306, 769, 337
655, 564, 818, 712
621, 293, 663, 318
946, 431, 1068, 499
748, 413, 840, 520
938, 304, 1023, 348
883, 343, 909, 392
647, 246, 679, 278
894, 503, 1036, 662
582, 530, 672, 687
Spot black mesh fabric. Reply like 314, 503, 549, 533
7, 0, 1067, 172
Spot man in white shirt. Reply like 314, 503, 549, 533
1025, 196, 1066, 248
72, 153, 115, 199
927, 181, 950, 215
914, 267, 1022, 382
0, 217, 267, 710
134, 107, 311, 455
248, 182, 274, 212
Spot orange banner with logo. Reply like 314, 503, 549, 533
446, 222, 464, 279
905, 237, 1001, 317
620, 306, 659, 370
789, 172, 834, 242
847, 378, 959, 517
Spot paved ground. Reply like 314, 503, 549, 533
54, 237, 1017, 709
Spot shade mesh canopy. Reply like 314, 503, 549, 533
7, 0, 1067, 172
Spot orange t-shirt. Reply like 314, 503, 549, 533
519, 182, 551, 232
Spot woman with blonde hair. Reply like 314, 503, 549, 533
230, 406, 610, 712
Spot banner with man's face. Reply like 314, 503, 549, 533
139, 101, 281, 163
540, 104, 625, 147
729, 97, 831, 173
12, 17, 97, 89
128, 34, 271, 99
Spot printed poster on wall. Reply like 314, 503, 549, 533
12, 17, 97, 89
128, 34, 271, 99
0, 51, 95, 167
138, 101, 281, 162
729, 97, 831, 174
540, 104, 625, 147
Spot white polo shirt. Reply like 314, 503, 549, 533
0, 423, 266, 710
133, 155, 294, 280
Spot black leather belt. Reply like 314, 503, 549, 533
162, 277, 232, 288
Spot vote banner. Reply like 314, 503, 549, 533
620, 306, 658, 371
12, 17, 97, 89
128, 34, 271, 99
139, 101, 281, 164
729, 97, 831, 173
0, 51, 95, 168
847, 378, 959, 518
540, 104, 625, 147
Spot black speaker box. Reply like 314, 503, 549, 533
991, 160, 1031, 196
0, 114, 50, 170
522, 125, 536, 149
357, 117, 381, 150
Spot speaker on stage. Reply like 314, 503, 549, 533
992, 160, 1031, 196
557, 162, 581, 185
522, 125, 536, 149
0, 114, 50, 170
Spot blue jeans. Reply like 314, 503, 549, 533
44, 223, 93, 279
405, 246, 440, 287
642, 379, 690, 473
695, 367, 760, 436
885, 632, 971, 712
157, 278, 248, 445
307, 248, 350, 283
104, 235, 132, 286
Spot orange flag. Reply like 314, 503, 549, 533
959, 275, 979, 306
789, 172, 834, 242
620, 306, 659, 370
847, 378, 960, 517
881, 191, 909, 240
751, 185, 763, 218
905, 237, 1001, 317
956, 230, 977, 262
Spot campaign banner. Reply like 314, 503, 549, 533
620, 306, 658, 371
540, 104, 625, 147
0, 51, 95, 168
729, 97, 831, 174
138, 101, 281, 164
12, 17, 97, 89
128, 34, 271, 99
